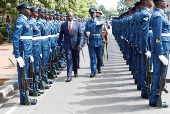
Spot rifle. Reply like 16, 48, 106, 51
157, 48, 170, 108
39, 54, 49, 85
38, 56, 46, 90
30, 58, 38, 96
48, 50, 58, 79
54, 49, 61, 74
46, 51, 53, 79
21, 44, 33, 105
146, 53, 152, 98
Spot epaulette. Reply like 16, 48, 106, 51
154, 14, 161, 17
142, 12, 147, 15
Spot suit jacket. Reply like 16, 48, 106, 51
58, 21, 83, 50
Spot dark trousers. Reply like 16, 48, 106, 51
65, 48, 78, 77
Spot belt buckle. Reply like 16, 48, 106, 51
93, 34, 96, 36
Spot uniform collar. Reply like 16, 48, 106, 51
92, 18, 97, 21
20, 14, 27, 20
30, 17, 36, 22
142, 7, 152, 13
155, 7, 164, 13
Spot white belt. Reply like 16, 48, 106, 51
149, 30, 152, 33
32, 36, 42, 40
20, 36, 33, 40
51, 35, 56, 37
41, 36, 48, 39
48, 35, 52, 37
161, 33, 170, 36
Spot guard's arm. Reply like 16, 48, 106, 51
152, 14, 164, 56
141, 14, 150, 53
13, 20, 23, 58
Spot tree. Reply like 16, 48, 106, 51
117, 0, 136, 15
97, 4, 117, 19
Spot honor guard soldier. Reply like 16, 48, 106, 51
85, 8, 104, 77
128, 6, 135, 72
139, 0, 153, 99
96, 11, 109, 66
6, 19, 12, 43
136, 1, 143, 90
149, 0, 169, 108
13, 1, 37, 105
28, 6, 44, 95
37, 8, 51, 89
132, 1, 142, 85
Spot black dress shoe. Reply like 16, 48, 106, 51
38, 90, 44, 94
162, 102, 169, 108
77, 66, 80, 69
149, 102, 169, 108
101, 62, 104, 66
66, 77, 72, 82
137, 86, 141, 90
129, 68, 131, 71
141, 94, 148, 99
135, 80, 137, 84
74, 74, 78, 77
20, 99, 37, 105
98, 69, 101, 73
45, 85, 50, 89
90, 73, 96, 77
48, 80, 53, 84
53, 75, 58, 78
126, 61, 129, 65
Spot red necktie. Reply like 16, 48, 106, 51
69, 22, 72, 35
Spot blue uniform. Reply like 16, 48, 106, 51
149, 8, 170, 105
37, 18, 49, 83
85, 18, 104, 73
139, 7, 152, 96
13, 14, 33, 102
136, 9, 142, 89
128, 14, 133, 71
28, 17, 42, 92
132, 10, 138, 83
6, 23, 12, 43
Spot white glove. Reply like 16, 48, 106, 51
40, 54, 42, 58
30, 55, 34, 62
158, 55, 169, 65
57, 33, 59, 36
121, 36, 123, 39
50, 48, 52, 52
145, 51, 151, 58
86, 31, 90, 38
96, 21, 100, 25
16, 57, 25, 67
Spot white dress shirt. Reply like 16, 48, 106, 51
68, 20, 73, 30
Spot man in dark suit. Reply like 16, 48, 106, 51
58, 12, 83, 82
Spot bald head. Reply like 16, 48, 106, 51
68, 12, 74, 22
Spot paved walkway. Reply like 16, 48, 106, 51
0, 44, 17, 90
0, 29, 170, 114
